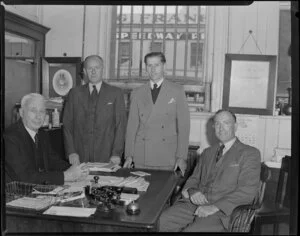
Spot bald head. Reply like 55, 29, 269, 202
213, 109, 237, 143
20, 93, 46, 132
83, 55, 104, 84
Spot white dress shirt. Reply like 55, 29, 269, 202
89, 82, 102, 94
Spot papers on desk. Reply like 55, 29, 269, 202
43, 206, 96, 217
120, 193, 140, 205
130, 171, 151, 177
115, 176, 150, 192
6, 196, 56, 211
82, 162, 121, 172
32, 186, 66, 195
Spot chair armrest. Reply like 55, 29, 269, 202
228, 204, 259, 232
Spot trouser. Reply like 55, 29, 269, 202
159, 198, 226, 232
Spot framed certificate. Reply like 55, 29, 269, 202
41, 57, 81, 98
222, 54, 277, 115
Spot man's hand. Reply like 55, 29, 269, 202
182, 188, 189, 199
123, 156, 133, 168
188, 188, 208, 205
68, 153, 80, 166
174, 158, 187, 176
64, 163, 89, 182
194, 205, 219, 218
110, 156, 121, 165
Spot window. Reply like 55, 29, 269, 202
190, 42, 203, 67
150, 42, 163, 52
120, 42, 131, 65
114, 5, 207, 81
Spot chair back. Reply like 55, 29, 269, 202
228, 162, 271, 232
254, 162, 272, 207
275, 155, 290, 209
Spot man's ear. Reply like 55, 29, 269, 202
234, 123, 238, 133
83, 68, 87, 76
19, 108, 24, 119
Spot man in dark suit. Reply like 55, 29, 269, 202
63, 55, 127, 165
123, 52, 190, 173
4, 93, 88, 185
159, 109, 261, 232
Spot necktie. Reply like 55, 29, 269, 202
151, 83, 159, 104
90, 85, 98, 103
34, 133, 38, 149
216, 144, 225, 163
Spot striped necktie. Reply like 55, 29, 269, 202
216, 144, 225, 162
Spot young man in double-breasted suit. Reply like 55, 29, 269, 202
124, 52, 190, 174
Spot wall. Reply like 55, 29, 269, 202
208, 2, 280, 112
189, 112, 291, 162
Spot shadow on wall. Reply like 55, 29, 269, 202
206, 116, 219, 146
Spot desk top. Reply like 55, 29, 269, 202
6, 168, 180, 231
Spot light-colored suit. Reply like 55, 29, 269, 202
125, 79, 190, 169
159, 138, 261, 232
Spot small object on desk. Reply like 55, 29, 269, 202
126, 201, 141, 215
94, 176, 99, 184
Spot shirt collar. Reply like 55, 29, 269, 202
24, 125, 37, 142
89, 82, 102, 94
220, 137, 236, 155
150, 78, 164, 89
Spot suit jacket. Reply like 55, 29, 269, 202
63, 82, 127, 163
125, 79, 190, 169
4, 120, 71, 185
183, 138, 261, 228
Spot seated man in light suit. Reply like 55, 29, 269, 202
159, 109, 261, 232
4, 93, 88, 185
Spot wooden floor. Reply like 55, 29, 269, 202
261, 223, 289, 235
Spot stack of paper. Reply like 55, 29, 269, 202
115, 176, 150, 192
43, 206, 96, 217
6, 196, 56, 211
83, 162, 121, 172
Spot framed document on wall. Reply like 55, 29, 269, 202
222, 54, 277, 115
41, 57, 81, 98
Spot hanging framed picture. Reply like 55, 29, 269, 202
222, 54, 277, 115
41, 57, 82, 98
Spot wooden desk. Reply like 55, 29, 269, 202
6, 168, 180, 232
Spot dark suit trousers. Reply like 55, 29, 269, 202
159, 198, 226, 232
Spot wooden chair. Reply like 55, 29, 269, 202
250, 156, 291, 234
228, 162, 271, 232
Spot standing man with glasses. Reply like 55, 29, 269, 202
4, 93, 88, 185
158, 109, 261, 232
124, 52, 190, 174
63, 55, 127, 165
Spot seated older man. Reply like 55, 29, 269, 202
4, 93, 88, 185
159, 109, 261, 232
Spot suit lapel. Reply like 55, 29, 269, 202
18, 121, 38, 169
140, 83, 153, 122
79, 84, 90, 113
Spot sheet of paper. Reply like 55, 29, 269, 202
130, 171, 151, 177
43, 206, 96, 217
32, 186, 66, 195
83, 162, 120, 172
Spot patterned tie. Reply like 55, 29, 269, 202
216, 144, 225, 163
151, 83, 159, 104
34, 133, 38, 149
90, 85, 98, 103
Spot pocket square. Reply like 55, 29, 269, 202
107, 102, 113, 105
168, 98, 176, 104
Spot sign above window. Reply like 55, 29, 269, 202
116, 32, 205, 40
